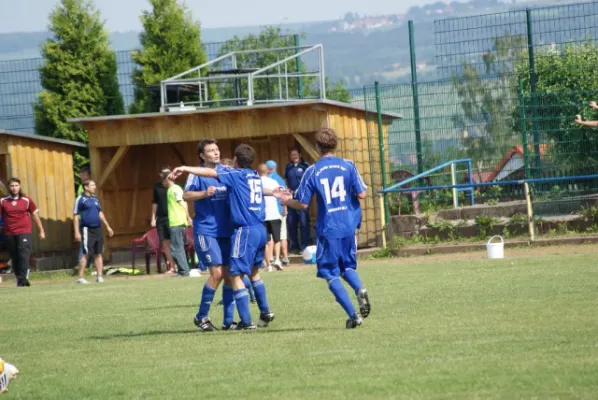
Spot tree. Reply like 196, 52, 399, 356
130, 0, 207, 114
217, 27, 300, 105
35, 0, 124, 171
514, 41, 598, 174
451, 34, 526, 180
327, 80, 352, 103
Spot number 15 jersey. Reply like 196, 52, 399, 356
217, 166, 265, 228
295, 156, 367, 239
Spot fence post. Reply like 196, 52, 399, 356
294, 34, 304, 98
524, 182, 536, 241
518, 79, 531, 180
408, 20, 424, 178
374, 81, 391, 232
526, 8, 541, 176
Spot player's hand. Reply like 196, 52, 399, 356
107, 227, 114, 237
575, 114, 583, 124
590, 101, 598, 109
272, 187, 284, 198
206, 186, 216, 197
74, 233, 81, 243
279, 191, 294, 205
187, 217, 193, 226
169, 166, 187, 180
39, 231, 46, 240
150, 218, 156, 228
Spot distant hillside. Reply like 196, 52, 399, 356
0, 0, 579, 85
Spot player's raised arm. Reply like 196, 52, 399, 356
170, 166, 218, 180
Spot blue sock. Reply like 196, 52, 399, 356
196, 284, 217, 320
222, 285, 235, 326
342, 269, 362, 296
242, 275, 256, 301
233, 288, 252, 325
328, 278, 357, 318
251, 279, 270, 313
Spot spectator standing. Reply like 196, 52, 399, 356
266, 160, 289, 265
75, 166, 93, 271
151, 167, 176, 274
258, 164, 284, 271
74, 180, 114, 284
165, 175, 193, 277
284, 148, 311, 253
0, 178, 46, 287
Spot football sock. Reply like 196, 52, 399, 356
328, 277, 357, 318
251, 279, 270, 313
196, 284, 216, 320
341, 269, 362, 296
222, 285, 235, 326
233, 288, 252, 325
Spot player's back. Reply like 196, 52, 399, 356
217, 166, 265, 228
296, 156, 366, 239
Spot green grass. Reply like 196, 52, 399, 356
2, 250, 598, 399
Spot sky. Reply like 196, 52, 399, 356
0, 0, 433, 33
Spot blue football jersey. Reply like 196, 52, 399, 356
184, 164, 232, 238
295, 156, 367, 239
217, 167, 265, 228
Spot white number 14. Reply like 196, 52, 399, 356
320, 176, 347, 204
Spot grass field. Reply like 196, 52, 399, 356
2, 245, 598, 399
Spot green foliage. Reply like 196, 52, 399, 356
475, 215, 500, 239
452, 34, 525, 178
130, 0, 207, 113
217, 27, 301, 104
580, 205, 598, 224
487, 199, 499, 206
35, 0, 124, 174
327, 80, 352, 103
514, 41, 598, 173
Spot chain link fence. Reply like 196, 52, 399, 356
0, 35, 296, 133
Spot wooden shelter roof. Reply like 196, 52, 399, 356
68, 99, 401, 125
0, 129, 87, 148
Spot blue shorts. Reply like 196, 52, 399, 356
229, 225, 267, 276
315, 235, 357, 280
194, 234, 231, 271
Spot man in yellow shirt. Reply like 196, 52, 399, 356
165, 172, 193, 277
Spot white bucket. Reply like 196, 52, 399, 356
486, 235, 504, 259
302, 245, 317, 264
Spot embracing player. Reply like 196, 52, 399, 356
171, 144, 277, 330
183, 139, 240, 331
281, 128, 371, 329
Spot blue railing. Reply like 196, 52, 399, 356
382, 158, 475, 208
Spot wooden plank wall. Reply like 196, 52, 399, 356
5, 137, 76, 252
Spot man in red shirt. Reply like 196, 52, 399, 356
0, 178, 45, 287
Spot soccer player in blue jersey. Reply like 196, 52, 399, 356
183, 139, 239, 331
280, 128, 371, 329
171, 144, 278, 330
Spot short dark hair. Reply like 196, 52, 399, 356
315, 128, 338, 154
289, 148, 301, 154
159, 165, 171, 179
234, 144, 256, 169
7, 177, 24, 196
197, 139, 217, 155
79, 166, 90, 174
83, 179, 95, 189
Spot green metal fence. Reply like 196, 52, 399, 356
347, 2, 598, 232
0, 35, 297, 133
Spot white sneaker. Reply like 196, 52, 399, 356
91, 271, 97, 276
273, 259, 284, 271
281, 257, 290, 265
266, 265, 273, 272
76, 278, 89, 284
97, 276, 104, 283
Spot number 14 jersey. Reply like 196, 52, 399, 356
295, 156, 367, 239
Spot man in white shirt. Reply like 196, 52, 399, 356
258, 164, 284, 271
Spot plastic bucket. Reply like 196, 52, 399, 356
486, 235, 504, 259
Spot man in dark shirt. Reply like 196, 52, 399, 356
151, 167, 175, 273
284, 148, 311, 253
74, 180, 114, 284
